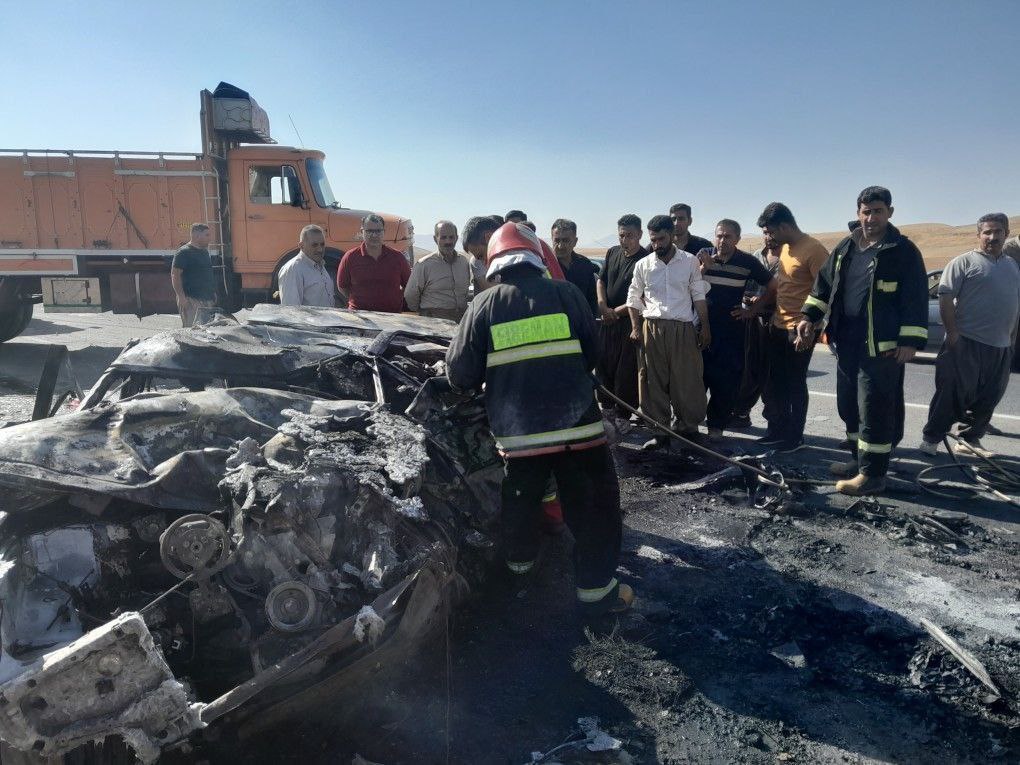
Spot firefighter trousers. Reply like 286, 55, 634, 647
502, 445, 622, 606
833, 316, 905, 477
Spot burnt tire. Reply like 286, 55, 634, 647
0, 301, 33, 342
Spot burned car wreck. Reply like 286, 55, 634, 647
0, 306, 503, 762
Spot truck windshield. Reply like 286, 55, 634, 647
306, 158, 338, 208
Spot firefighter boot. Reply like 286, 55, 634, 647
835, 473, 886, 496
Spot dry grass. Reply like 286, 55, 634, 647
580, 216, 1020, 272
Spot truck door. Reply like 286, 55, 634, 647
241, 163, 310, 271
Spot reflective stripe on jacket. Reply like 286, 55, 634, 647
445, 268, 604, 457
801, 223, 929, 356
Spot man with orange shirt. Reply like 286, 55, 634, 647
754, 203, 830, 451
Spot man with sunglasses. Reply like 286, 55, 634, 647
336, 213, 411, 312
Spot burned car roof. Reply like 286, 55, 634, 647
247, 303, 457, 339
0, 308, 499, 762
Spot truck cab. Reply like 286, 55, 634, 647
0, 83, 413, 338
227, 145, 412, 303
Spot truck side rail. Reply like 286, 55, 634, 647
0, 149, 204, 160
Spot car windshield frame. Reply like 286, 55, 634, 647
306, 158, 338, 208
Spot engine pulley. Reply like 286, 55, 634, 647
159, 514, 231, 579
265, 581, 319, 633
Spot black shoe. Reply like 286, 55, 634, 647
730, 413, 752, 429
777, 438, 805, 454
756, 432, 785, 446
642, 435, 669, 451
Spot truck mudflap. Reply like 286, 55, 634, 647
0, 612, 205, 763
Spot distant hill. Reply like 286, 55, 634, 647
580, 216, 1020, 271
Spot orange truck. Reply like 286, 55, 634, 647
0, 82, 413, 341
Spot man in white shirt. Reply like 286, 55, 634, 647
278, 225, 336, 307
626, 214, 711, 449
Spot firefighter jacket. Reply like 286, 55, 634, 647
801, 222, 928, 356
445, 266, 605, 458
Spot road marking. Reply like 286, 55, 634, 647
807, 390, 1020, 422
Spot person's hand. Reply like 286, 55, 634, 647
730, 306, 755, 321
598, 302, 617, 322
889, 346, 917, 364
794, 319, 814, 350
946, 330, 959, 347
698, 324, 712, 349
629, 327, 642, 345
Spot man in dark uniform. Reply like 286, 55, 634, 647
797, 187, 928, 495
446, 222, 633, 615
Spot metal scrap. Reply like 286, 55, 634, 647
920, 618, 1003, 698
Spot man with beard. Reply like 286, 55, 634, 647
627, 215, 710, 450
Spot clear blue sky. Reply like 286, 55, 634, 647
2, 0, 1017, 246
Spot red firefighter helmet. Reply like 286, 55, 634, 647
486, 222, 543, 263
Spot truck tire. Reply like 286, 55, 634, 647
0, 301, 33, 342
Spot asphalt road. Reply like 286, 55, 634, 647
0, 309, 1017, 460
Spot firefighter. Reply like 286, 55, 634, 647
445, 222, 634, 614
797, 186, 929, 495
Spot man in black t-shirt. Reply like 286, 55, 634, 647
171, 223, 216, 327
551, 219, 599, 314
670, 203, 714, 256
700, 219, 776, 438
596, 214, 648, 412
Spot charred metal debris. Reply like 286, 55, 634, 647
0, 306, 503, 762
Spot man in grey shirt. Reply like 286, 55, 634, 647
920, 213, 1020, 456
278, 225, 336, 307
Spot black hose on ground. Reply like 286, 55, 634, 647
596, 382, 790, 491
598, 383, 1019, 508
916, 434, 1020, 508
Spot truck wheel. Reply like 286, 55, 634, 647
0, 301, 33, 342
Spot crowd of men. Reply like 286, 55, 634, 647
170, 191, 1020, 615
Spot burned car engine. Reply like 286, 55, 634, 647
0, 307, 502, 762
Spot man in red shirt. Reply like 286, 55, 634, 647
336, 213, 411, 311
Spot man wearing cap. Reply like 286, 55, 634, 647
446, 222, 633, 615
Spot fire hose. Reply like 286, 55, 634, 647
598, 382, 1019, 508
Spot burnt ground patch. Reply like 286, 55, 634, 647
230, 439, 1020, 764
